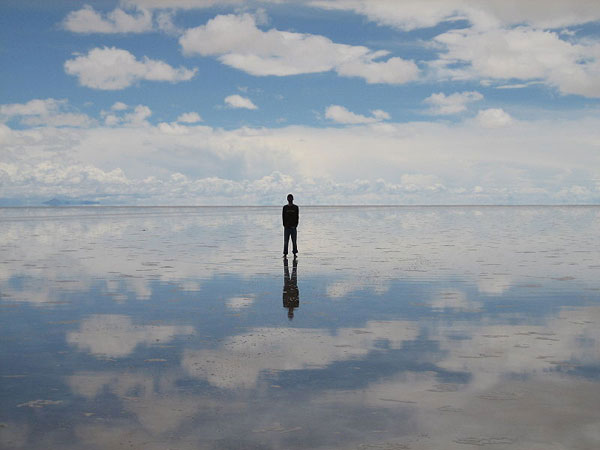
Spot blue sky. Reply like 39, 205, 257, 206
1, 0, 600, 205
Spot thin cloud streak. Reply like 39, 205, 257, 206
224, 95, 258, 110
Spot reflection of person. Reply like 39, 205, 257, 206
283, 257, 299, 320
282, 194, 299, 257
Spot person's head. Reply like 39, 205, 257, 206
287, 194, 294, 204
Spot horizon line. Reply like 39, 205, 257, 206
1, 204, 600, 208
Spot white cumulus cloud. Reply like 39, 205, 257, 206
124, 105, 152, 126
102, 104, 152, 126
111, 102, 128, 111
424, 91, 483, 115
63, 5, 153, 33
64, 47, 197, 90
0, 98, 93, 127
1, 98, 59, 117
433, 26, 600, 98
309, 1, 600, 97
225, 94, 258, 110
2, 106, 600, 205
476, 108, 513, 128
179, 13, 418, 84
155, 10, 182, 35
335, 53, 420, 84
177, 112, 203, 123
309, 0, 600, 30
325, 105, 390, 124
123, 0, 245, 9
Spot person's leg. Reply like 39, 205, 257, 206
291, 227, 298, 254
283, 227, 290, 255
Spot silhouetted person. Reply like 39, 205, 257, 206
282, 194, 299, 257
283, 257, 299, 320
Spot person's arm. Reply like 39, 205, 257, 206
282, 206, 285, 226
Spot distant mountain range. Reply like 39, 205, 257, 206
42, 198, 100, 206
0, 197, 101, 207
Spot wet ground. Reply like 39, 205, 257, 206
1, 206, 599, 450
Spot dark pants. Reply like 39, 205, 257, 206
284, 227, 297, 255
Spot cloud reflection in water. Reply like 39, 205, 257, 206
0, 206, 599, 449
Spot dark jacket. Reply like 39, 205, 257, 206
282, 204, 299, 228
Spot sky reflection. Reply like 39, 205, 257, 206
1, 206, 599, 449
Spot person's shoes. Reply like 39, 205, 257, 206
283, 253, 288, 258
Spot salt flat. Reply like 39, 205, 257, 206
1, 206, 599, 450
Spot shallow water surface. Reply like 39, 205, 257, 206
1, 206, 599, 449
